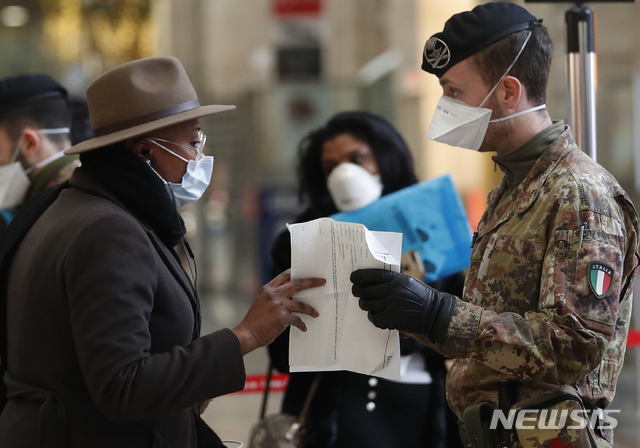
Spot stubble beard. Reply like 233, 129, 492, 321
477, 98, 513, 154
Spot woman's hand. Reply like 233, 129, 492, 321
232, 269, 325, 355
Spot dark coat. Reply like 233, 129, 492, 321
0, 168, 246, 447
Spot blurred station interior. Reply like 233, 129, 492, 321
2, 0, 640, 444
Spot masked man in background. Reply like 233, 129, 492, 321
0, 74, 81, 237
351, 3, 639, 447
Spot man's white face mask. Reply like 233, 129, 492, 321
327, 162, 383, 212
427, 31, 546, 151
0, 161, 30, 209
0, 127, 70, 209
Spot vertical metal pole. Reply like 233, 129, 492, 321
565, 7, 597, 161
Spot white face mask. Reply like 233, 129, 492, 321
147, 139, 214, 208
4, 126, 71, 174
327, 162, 383, 212
427, 31, 546, 151
0, 162, 30, 208
0, 126, 69, 209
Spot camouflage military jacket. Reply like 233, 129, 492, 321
439, 129, 640, 418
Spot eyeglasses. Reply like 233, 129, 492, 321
149, 130, 207, 157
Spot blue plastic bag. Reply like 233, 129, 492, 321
331, 174, 472, 282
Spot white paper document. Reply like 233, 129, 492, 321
288, 217, 402, 379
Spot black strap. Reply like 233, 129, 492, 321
259, 361, 321, 430
258, 361, 273, 420
0, 181, 70, 414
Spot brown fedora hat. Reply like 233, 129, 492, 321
65, 57, 234, 154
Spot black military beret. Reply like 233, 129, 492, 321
0, 74, 68, 117
422, 2, 540, 78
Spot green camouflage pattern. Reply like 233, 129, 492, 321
437, 129, 640, 442
514, 399, 592, 448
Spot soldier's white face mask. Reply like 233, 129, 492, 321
427, 31, 546, 151
327, 162, 383, 212
147, 139, 214, 208
0, 127, 70, 208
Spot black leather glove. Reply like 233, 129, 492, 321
350, 269, 457, 344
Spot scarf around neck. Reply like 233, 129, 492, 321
79, 143, 186, 248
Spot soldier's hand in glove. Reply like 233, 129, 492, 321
350, 269, 457, 344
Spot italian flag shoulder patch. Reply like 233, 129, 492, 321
588, 262, 614, 298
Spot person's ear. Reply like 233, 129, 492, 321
498, 76, 522, 111
19, 128, 42, 161
132, 138, 154, 163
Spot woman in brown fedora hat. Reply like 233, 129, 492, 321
0, 57, 324, 448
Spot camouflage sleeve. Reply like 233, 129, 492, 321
409, 333, 438, 350
437, 199, 639, 384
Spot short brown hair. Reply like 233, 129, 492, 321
468, 25, 553, 106
0, 97, 71, 147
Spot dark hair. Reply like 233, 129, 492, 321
69, 94, 94, 145
468, 25, 553, 106
0, 97, 71, 147
297, 111, 419, 216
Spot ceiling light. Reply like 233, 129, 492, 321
1, 6, 30, 28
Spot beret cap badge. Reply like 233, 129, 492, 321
420, 2, 538, 78
424, 37, 451, 69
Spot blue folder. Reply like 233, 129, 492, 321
331, 174, 472, 282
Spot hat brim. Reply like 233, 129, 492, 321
65, 104, 235, 154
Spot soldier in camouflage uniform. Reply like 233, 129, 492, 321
350, 3, 639, 447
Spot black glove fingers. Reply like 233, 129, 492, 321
351, 281, 394, 300
355, 267, 458, 341
390, 273, 413, 288
394, 274, 432, 296
358, 297, 389, 313
350, 268, 398, 285
367, 309, 424, 332
367, 310, 396, 330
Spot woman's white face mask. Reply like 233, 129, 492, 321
146, 139, 214, 208
426, 31, 546, 151
327, 162, 383, 212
